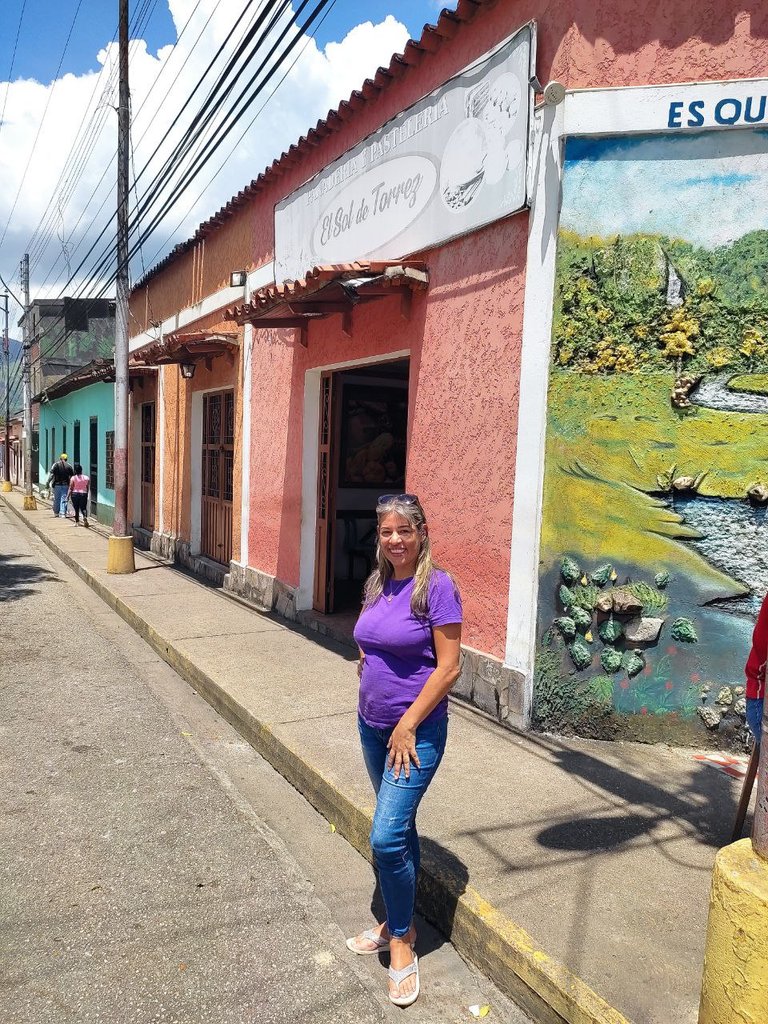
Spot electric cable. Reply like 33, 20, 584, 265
9, 0, 336, 390
0, 0, 87, 250
0, 0, 28, 147
33, 0, 251, 296
26, 0, 163, 274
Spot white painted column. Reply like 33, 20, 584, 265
239, 324, 253, 567
297, 368, 321, 612
158, 368, 166, 535
503, 101, 564, 724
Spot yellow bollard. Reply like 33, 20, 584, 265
1, 480, 12, 492
107, 535, 135, 574
23, 494, 37, 510
699, 838, 768, 1023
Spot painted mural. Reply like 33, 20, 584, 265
535, 130, 768, 747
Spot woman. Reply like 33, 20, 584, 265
346, 493, 462, 1007
67, 463, 90, 528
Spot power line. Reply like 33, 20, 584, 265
0, 0, 28, 146
0, 0, 87, 250
26, 0, 163, 274
10, 0, 338, 392
32, 0, 231, 296
7, 1, 304, 389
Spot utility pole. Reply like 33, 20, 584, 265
2, 293, 10, 492
107, 0, 135, 573
20, 254, 36, 510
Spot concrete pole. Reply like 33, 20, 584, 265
107, 0, 135, 573
20, 254, 36, 511
699, 709, 768, 1021
752, 699, 768, 859
2, 294, 11, 492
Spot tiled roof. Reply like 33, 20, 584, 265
34, 358, 153, 402
227, 261, 429, 323
134, 0, 491, 291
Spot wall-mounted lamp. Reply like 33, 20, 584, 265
229, 270, 246, 288
179, 361, 196, 380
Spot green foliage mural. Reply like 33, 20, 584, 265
535, 131, 768, 749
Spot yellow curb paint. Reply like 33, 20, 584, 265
699, 839, 768, 1024
2, 494, 634, 1024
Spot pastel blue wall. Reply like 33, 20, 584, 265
39, 381, 115, 525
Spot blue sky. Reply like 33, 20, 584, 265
562, 131, 768, 249
0, 1, 441, 84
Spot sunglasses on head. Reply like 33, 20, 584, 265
377, 493, 419, 506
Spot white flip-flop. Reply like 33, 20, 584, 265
389, 953, 419, 1007
346, 928, 390, 955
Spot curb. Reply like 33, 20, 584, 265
4, 495, 633, 1024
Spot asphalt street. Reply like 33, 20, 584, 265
0, 503, 531, 1024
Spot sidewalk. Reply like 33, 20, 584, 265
3, 488, 748, 1024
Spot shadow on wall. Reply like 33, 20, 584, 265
548, 4, 768, 62
0, 552, 60, 603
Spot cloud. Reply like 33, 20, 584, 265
561, 130, 768, 249
0, 1, 410, 317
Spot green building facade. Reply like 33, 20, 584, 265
37, 364, 116, 526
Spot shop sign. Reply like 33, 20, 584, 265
667, 94, 768, 129
274, 24, 534, 282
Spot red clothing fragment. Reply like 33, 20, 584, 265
745, 594, 768, 700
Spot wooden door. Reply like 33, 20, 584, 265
313, 372, 338, 612
201, 390, 234, 565
140, 402, 156, 530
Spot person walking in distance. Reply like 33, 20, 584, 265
47, 453, 74, 518
68, 463, 90, 528
346, 494, 462, 1008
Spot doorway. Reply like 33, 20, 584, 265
201, 389, 234, 565
313, 358, 410, 614
89, 417, 98, 519
140, 402, 156, 530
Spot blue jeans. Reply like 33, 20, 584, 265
358, 714, 447, 938
746, 697, 764, 746
53, 484, 68, 516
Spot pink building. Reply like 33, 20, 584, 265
129, 0, 768, 745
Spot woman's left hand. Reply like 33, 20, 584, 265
387, 720, 420, 780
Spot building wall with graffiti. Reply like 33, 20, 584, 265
535, 128, 768, 748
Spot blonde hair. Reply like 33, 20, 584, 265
362, 496, 445, 617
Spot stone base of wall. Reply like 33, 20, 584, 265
452, 645, 527, 730
131, 529, 228, 586
223, 562, 299, 618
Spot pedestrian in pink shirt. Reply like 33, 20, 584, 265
68, 463, 90, 528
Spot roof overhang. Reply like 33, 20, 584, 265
131, 330, 240, 368
33, 359, 155, 403
225, 261, 428, 345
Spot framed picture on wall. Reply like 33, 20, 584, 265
339, 384, 408, 489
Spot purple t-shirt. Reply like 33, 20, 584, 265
353, 570, 462, 729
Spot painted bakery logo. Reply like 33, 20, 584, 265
274, 25, 533, 282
